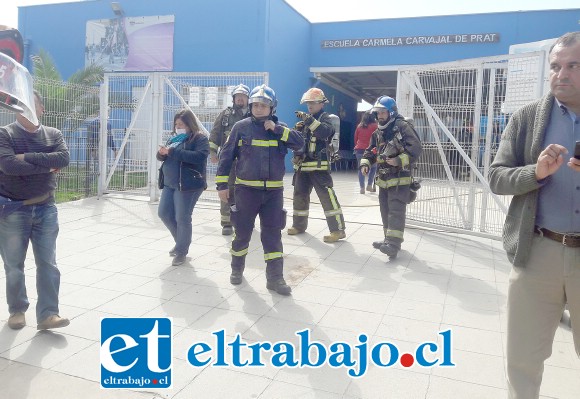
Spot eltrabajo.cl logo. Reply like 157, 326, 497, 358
100, 317, 172, 389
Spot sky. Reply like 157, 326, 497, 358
2, 0, 580, 29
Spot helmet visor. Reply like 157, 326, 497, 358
249, 96, 274, 107
0, 52, 38, 125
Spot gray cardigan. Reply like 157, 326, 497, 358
488, 94, 554, 267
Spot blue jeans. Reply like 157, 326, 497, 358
158, 187, 204, 256
0, 203, 61, 322
355, 149, 377, 188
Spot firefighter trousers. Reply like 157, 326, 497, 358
229, 186, 286, 280
219, 161, 237, 227
378, 183, 410, 248
291, 170, 345, 233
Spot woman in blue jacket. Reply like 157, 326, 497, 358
157, 109, 209, 266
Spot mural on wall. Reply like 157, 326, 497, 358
85, 15, 174, 72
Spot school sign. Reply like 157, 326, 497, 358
321, 33, 500, 49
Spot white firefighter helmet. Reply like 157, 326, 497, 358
300, 87, 329, 104
231, 84, 250, 99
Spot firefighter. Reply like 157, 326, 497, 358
216, 84, 304, 295
360, 96, 422, 259
287, 88, 346, 243
209, 84, 250, 235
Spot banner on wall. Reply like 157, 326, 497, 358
86, 15, 174, 72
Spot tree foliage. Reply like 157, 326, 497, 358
31, 49, 104, 131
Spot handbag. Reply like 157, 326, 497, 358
158, 166, 165, 189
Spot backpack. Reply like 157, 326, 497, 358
395, 117, 422, 203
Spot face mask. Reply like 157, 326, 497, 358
175, 128, 187, 135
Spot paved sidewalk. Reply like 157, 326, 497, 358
0, 174, 578, 399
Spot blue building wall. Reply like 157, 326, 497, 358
309, 9, 580, 67
19, 0, 272, 76
17, 1, 580, 170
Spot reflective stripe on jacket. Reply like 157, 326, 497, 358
216, 117, 304, 191
293, 110, 335, 171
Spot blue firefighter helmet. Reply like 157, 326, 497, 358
231, 84, 250, 99
372, 96, 398, 119
249, 84, 277, 112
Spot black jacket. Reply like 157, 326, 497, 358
216, 117, 304, 190
157, 133, 210, 191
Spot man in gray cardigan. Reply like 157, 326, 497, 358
489, 31, 580, 398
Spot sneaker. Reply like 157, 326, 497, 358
367, 185, 376, 193
287, 227, 305, 235
230, 270, 243, 285
172, 254, 186, 266
8, 312, 25, 330
37, 314, 69, 330
266, 279, 292, 295
323, 230, 346, 243
169, 247, 177, 257
222, 226, 233, 236
360, 187, 365, 194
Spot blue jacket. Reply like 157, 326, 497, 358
157, 133, 210, 191
216, 117, 304, 190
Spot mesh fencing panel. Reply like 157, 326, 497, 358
399, 53, 544, 236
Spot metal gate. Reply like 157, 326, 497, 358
98, 72, 268, 201
396, 51, 546, 237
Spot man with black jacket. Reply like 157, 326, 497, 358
361, 96, 422, 259
209, 84, 249, 235
287, 88, 346, 243
216, 85, 304, 295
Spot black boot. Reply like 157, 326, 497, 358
380, 243, 400, 259
230, 269, 243, 285
372, 239, 386, 249
266, 278, 292, 295
230, 257, 245, 285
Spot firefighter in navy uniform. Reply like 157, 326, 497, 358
209, 84, 250, 235
216, 85, 304, 295
360, 96, 422, 259
287, 88, 346, 243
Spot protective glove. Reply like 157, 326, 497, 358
294, 121, 305, 131
295, 111, 309, 121
292, 155, 304, 166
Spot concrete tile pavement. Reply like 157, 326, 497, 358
0, 172, 578, 398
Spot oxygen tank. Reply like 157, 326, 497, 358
327, 113, 340, 153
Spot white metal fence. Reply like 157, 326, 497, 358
397, 51, 546, 236
100, 72, 268, 201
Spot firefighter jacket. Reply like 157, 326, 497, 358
209, 106, 247, 155
293, 110, 335, 172
216, 117, 304, 191
360, 116, 422, 189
